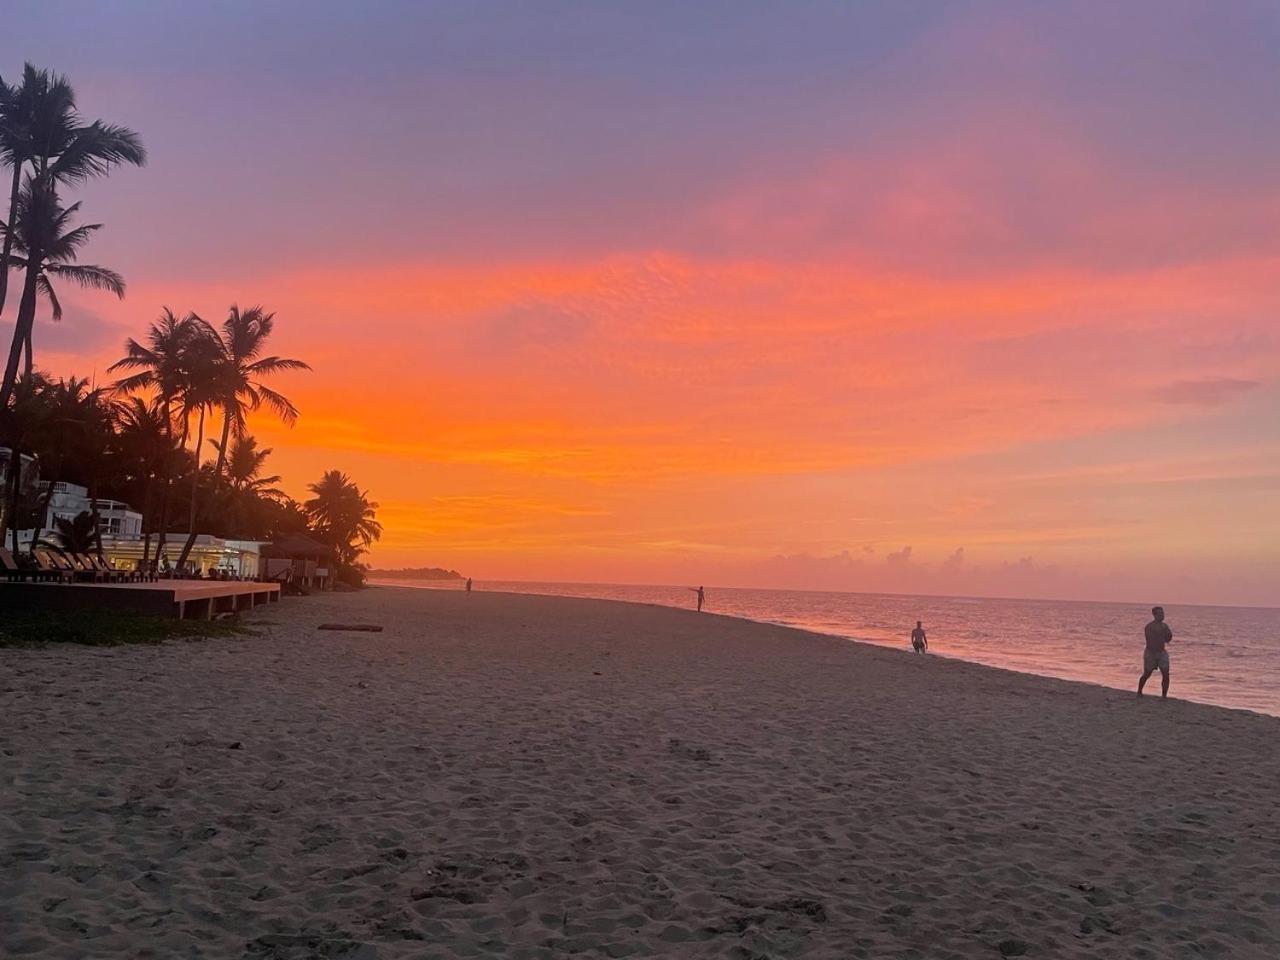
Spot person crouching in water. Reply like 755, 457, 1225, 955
911, 620, 928, 654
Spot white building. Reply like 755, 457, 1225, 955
102, 534, 266, 578
18, 481, 143, 548
4, 455, 265, 577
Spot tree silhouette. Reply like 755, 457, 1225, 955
304, 470, 382, 570
0, 63, 143, 405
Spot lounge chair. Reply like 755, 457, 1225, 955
32, 550, 74, 583
86, 555, 127, 583
0, 547, 42, 582
64, 553, 105, 582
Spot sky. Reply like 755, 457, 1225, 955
5, 1, 1279, 605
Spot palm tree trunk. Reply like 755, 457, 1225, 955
212, 405, 233, 480
7, 450, 23, 554
0, 264, 40, 411
174, 406, 206, 571
140, 475, 155, 571
1, 450, 16, 552
154, 400, 182, 576
22, 326, 33, 382
0, 163, 22, 317
87, 483, 106, 562
30, 472, 58, 558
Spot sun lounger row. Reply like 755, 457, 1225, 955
0, 547, 147, 584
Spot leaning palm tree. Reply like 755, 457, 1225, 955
109, 309, 210, 569
2, 178, 125, 380
0, 179, 125, 405
0, 63, 144, 397
169, 305, 308, 567
303, 470, 382, 569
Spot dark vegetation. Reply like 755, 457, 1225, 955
0, 63, 383, 583
0, 609, 250, 647
366, 567, 463, 581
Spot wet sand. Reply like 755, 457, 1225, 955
2, 586, 1278, 958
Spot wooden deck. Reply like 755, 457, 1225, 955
1, 580, 281, 620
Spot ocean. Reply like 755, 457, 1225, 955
371, 579, 1280, 717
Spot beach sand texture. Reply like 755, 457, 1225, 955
3, 587, 1278, 959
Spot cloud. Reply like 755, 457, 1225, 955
18, 0, 1280, 606
466, 299, 595, 355
1152, 377, 1260, 407
885, 546, 914, 568
0, 302, 125, 364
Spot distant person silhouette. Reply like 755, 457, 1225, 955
1138, 606, 1172, 699
911, 621, 928, 654
465, 577, 473, 593
689, 586, 705, 612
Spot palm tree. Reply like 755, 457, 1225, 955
170, 330, 222, 571
26, 376, 117, 561
304, 470, 382, 569
2, 178, 125, 383
111, 396, 176, 570
72, 384, 118, 562
214, 435, 285, 497
0, 63, 144, 399
170, 305, 308, 568
24, 374, 81, 552
206, 434, 286, 538
0, 372, 51, 550
206, 306, 310, 479
108, 309, 210, 570
42, 511, 99, 556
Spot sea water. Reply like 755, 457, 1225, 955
372, 579, 1280, 717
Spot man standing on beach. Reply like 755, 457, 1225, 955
465, 577, 473, 593
911, 621, 928, 654
1138, 606, 1172, 699
690, 586, 705, 612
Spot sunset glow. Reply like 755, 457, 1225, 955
9, 2, 1279, 603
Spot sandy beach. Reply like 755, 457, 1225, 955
3, 586, 1278, 959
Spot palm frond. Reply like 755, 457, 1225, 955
107, 338, 158, 372
44, 221, 102, 258
44, 262, 126, 297
35, 273, 62, 320
254, 384, 300, 424
109, 369, 156, 394
47, 121, 147, 184
246, 356, 311, 374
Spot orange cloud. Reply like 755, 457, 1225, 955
35, 234, 1280, 598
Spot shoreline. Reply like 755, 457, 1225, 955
4, 586, 1277, 957
370, 577, 1280, 613
370, 580, 1280, 719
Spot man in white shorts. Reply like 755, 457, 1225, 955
1137, 606, 1172, 699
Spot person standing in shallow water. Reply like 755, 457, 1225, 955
689, 586, 704, 612
1138, 605, 1173, 699
911, 621, 928, 654
465, 577, 472, 593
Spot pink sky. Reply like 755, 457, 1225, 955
7, 2, 1279, 604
